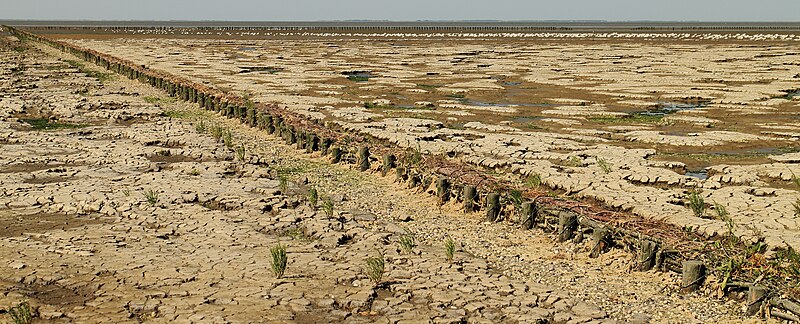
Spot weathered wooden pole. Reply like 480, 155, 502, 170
408, 174, 420, 188
638, 239, 658, 271
296, 130, 306, 150
746, 285, 768, 316
558, 212, 578, 242
321, 138, 333, 155
307, 134, 319, 153
436, 177, 450, 203
486, 193, 500, 222
589, 228, 609, 258
463, 185, 477, 213
330, 146, 342, 164
265, 115, 275, 134
680, 260, 705, 293
381, 154, 396, 176
358, 146, 370, 171
521, 201, 536, 230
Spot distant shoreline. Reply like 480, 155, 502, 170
3, 20, 800, 32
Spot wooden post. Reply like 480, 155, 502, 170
265, 115, 275, 134
463, 185, 477, 213
321, 138, 332, 155
638, 239, 658, 271
680, 260, 705, 293
589, 228, 609, 258
558, 212, 577, 242
436, 177, 450, 203
296, 130, 306, 150
289, 128, 298, 145
746, 285, 768, 316
395, 167, 406, 183
521, 201, 536, 230
331, 146, 342, 164
307, 134, 319, 153
381, 154, 396, 176
358, 146, 370, 171
408, 175, 420, 188
248, 107, 257, 127
486, 193, 500, 222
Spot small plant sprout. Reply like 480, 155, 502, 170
525, 173, 542, 188
597, 158, 612, 174
321, 196, 334, 217
307, 187, 318, 210
568, 156, 582, 167
210, 124, 223, 141
223, 129, 233, 148
793, 198, 800, 217
445, 237, 456, 262
195, 120, 206, 133
143, 189, 159, 206
713, 201, 734, 234
687, 190, 706, 217
189, 168, 200, 176
792, 173, 800, 190
399, 234, 416, 254
8, 300, 33, 324
509, 190, 523, 210
235, 144, 246, 161
365, 252, 385, 285
122, 189, 131, 197
278, 175, 289, 194
270, 242, 288, 279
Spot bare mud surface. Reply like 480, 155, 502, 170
0, 31, 776, 323
52, 31, 800, 252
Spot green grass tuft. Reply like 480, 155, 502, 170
399, 234, 416, 254
687, 190, 706, 218
365, 252, 385, 285
525, 173, 542, 188
597, 158, 613, 174
143, 189, 159, 206
321, 196, 334, 217
270, 243, 288, 279
21, 118, 86, 131
445, 237, 456, 263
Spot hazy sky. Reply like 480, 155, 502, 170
1, 0, 799, 21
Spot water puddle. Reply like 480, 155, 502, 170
784, 89, 800, 99
513, 116, 543, 123
464, 99, 554, 108
342, 70, 372, 82
238, 66, 282, 74
685, 169, 708, 180
638, 101, 708, 117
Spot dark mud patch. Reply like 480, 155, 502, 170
18, 118, 88, 131
0, 163, 76, 174
22, 175, 69, 185
144, 139, 185, 148
147, 153, 197, 164
0, 212, 108, 237
6, 281, 95, 309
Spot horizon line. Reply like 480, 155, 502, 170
2, 19, 800, 23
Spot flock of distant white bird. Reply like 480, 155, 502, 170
106, 29, 800, 41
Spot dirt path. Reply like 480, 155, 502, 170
0, 34, 765, 323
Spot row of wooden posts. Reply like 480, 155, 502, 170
7, 25, 800, 322
18, 25, 800, 32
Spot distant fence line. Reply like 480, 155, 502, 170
14, 25, 800, 32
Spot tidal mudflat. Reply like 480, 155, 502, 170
3, 25, 800, 322
55, 29, 800, 250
